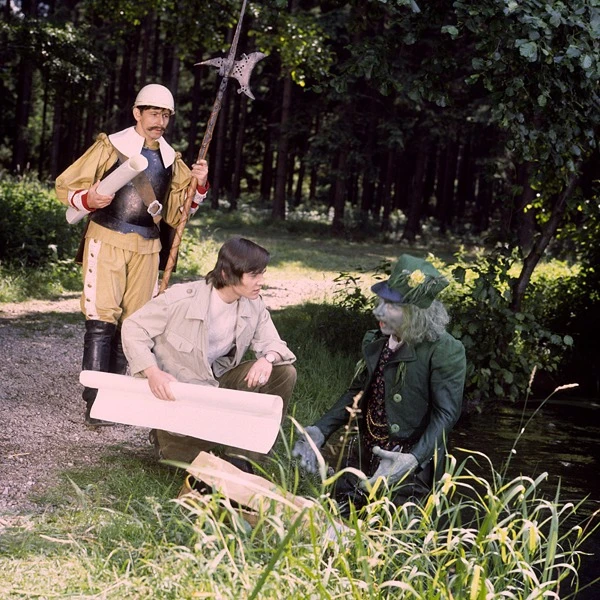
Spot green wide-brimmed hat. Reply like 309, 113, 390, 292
371, 254, 449, 308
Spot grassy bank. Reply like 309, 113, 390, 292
1, 437, 596, 598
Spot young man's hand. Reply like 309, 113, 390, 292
144, 365, 177, 401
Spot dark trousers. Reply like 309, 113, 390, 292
329, 434, 436, 513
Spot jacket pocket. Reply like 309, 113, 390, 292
165, 331, 195, 353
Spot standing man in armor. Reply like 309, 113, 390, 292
292, 254, 466, 511
56, 83, 209, 426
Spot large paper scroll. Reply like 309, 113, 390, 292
80, 370, 283, 454
66, 154, 149, 224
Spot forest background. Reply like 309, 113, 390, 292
1, 0, 600, 402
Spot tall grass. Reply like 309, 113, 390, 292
1, 446, 597, 599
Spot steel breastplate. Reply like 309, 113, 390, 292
91, 147, 172, 239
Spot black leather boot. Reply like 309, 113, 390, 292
109, 327, 129, 375
82, 319, 117, 426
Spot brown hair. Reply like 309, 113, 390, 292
205, 238, 270, 289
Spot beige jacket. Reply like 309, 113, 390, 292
122, 280, 296, 386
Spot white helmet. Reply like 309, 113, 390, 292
133, 84, 175, 114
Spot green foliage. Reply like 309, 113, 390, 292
447, 250, 573, 408
0, 175, 83, 267
1, 18, 103, 90
454, 0, 600, 177
253, 4, 335, 86
0, 260, 81, 302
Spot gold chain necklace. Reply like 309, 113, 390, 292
366, 407, 389, 442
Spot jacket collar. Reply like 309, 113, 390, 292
108, 126, 176, 167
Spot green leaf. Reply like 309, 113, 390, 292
441, 25, 459, 38
518, 41, 538, 61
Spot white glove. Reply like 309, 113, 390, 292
362, 446, 419, 489
292, 426, 325, 474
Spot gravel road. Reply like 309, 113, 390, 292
0, 279, 334, 522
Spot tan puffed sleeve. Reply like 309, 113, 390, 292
55, 134, 117, 205
163, 154, 193, 227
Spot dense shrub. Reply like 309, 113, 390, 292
445, 250, 573, 409
0, 174, 83, 266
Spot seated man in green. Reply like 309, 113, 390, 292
122, 237, 297, 466
293, 254, 466, 509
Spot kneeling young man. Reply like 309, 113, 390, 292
122, 237, 297, 465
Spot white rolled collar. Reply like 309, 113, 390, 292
108, 126, 176, 167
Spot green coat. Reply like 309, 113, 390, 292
314, 329, 466, 468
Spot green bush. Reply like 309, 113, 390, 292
0, 174, 83, 266
445, 250, 573, 409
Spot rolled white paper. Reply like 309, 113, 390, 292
96, 153, 148, 195
80, 370, 283, 454
66, 206, 88, 224
65, 154, 148, 224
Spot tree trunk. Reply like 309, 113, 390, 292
294, 140, 307, 207
436, 139, 459, 233
475, 173, 493, 233
186, 67, 204, 165
380, 150, 396, 232
50, 95, 63, 178
331, 148, 347, 233
514, 162, 537, 257
272, 72, 293, 220
117, 29, 141, 129
422, 147, 437, 218
230, 94, 248, 210
510, 172, 579, 312
260, 126, 274, 201
455, 137, 475, 228
286, 149, 296, 201
403, 137, 430, 242
12, 57, 34, 172
210, 83, 230, 209
308, 114, 320, 201
38, 79, 49, 178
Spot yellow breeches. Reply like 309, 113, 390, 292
80, 237, 159, 325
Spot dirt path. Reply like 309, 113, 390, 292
0, 280, 334, 519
